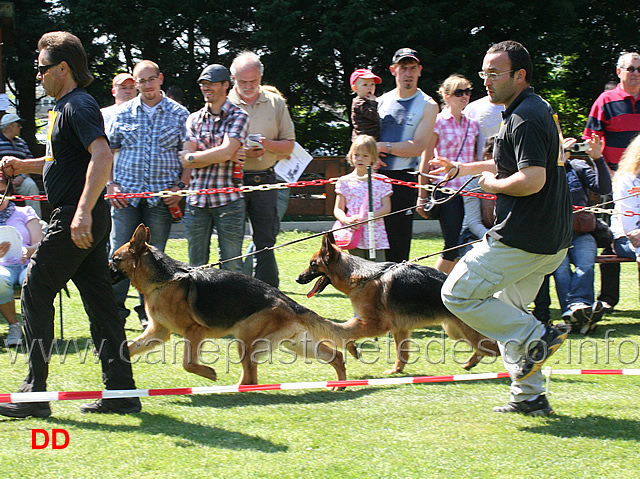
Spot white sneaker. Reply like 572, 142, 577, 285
6, 323, 22, 347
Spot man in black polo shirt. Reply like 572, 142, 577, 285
0, 31, 140, 418
434, 41, 572, 416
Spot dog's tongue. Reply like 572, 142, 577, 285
307, 277, 326, 298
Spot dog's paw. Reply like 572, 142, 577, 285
382, 367, 402, 375
205, 367, 217, 382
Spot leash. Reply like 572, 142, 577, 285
0, 176, 12, 207
197, 176, 484, 270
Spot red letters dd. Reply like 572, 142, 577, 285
31, 429, 70, 449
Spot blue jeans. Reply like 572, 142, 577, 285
109, 200, 173, 320
0, 264, 27, 304
184, 199, 245, 272
553, 233, 597, 314
614, 236, 637, 259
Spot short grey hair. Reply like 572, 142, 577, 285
617, 52, 640, 68
230, 51, 264, 77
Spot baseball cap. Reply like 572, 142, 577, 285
0, 113, 23, 129
112, 73, 135, 85
392, 48, 420, 64
350, 69, 382, 86
198, 64, 230, 83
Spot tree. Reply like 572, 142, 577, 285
4, 0, 55, 153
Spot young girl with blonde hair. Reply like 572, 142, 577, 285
611, 134, 640, 262
333, 135, 392, 261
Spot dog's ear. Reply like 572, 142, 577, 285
130, 224, 150, 252
322, 232, 341, 263
323, 231, 336, 251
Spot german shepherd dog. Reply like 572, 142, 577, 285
110, 224, 359, 387
296, 233, 500, 374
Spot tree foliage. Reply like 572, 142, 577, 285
5, 0, 640, 154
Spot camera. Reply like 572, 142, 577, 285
570, 142, 589, 153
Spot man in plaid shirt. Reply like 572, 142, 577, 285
107, 60, 190, 328
179, 64, 248, 271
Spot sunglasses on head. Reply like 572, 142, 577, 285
453, 88, 472, 97
623, 66, 639, 73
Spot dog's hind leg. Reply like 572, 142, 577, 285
316, 342, 347, 391
383, 329, 411, 375
237, 340, 259, 385
182, 325, 217, 381
282, 336, 347, 390
128, 322, 172, 358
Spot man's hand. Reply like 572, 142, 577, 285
0, 156, 24, 177
161, 186, 181, 208
628, 229, 640, 248
107, 182, 129, 209
428, 156, 458, 179
70, 209, 93, 249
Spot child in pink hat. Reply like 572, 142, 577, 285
350, 68, 381, 141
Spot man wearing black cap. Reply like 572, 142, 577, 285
377, 48, 438, 262
178, 64, 249, 271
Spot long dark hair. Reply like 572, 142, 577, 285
38, 31, 94, 88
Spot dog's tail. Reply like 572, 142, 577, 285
297, 311, 361, 359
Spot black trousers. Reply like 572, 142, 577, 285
381, 170, 418, 263
19, 200, 136, 393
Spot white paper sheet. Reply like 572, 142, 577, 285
274, 142, 314, 183
0, 225, 23, 260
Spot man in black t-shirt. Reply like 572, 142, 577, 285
0, 31, 140, 418
433, 41, 572, 417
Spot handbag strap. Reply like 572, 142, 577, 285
454, 119, 471, 162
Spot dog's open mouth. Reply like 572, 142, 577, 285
306, 275, 331, 298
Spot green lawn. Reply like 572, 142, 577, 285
1, 231, 639, 478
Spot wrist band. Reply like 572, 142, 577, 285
386, 142, 392, 155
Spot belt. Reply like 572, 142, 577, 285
243, 167, 274, 185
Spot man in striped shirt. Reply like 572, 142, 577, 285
179, 64, 248, 272
106, 60, 190, 327
0, 114, 33, 159
583, 52, 640, 170
583, 52, 640, 315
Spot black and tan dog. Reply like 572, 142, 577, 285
296, 233, 500, 374
110, 224, 359, 387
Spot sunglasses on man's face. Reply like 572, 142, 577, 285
622, 66, 640, 73
37, 62, 61, 75
453, 88, 472, 97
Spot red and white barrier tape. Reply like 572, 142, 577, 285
2, 369, 638, 404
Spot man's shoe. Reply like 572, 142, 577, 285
516, 324, 570, 381
0, 401, 51, 418
80, 398, 141, 414
581, 301, 605, 335
600, 301, 614, 315
6, 323, 23, 347
493, 394, 553, 417
562, 303, 591, 333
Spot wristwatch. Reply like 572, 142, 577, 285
177, 182, 188, 190
386, 142, 392, 155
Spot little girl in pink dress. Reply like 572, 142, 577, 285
333, 135, 393, 262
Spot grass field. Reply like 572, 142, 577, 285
1, 231, 639, 478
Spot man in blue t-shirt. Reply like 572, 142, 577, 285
434, 41, 572, 417
377, 48, 438, 262
0, 31, 140, 418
